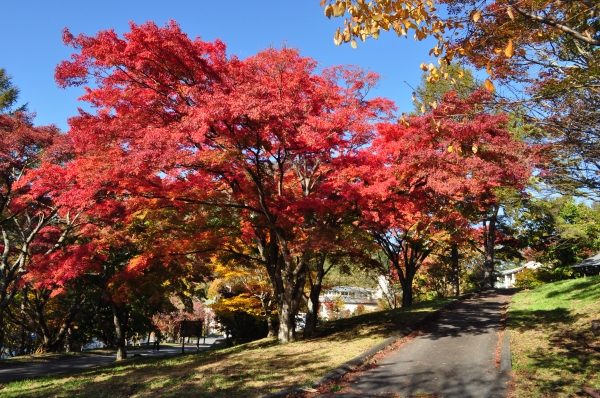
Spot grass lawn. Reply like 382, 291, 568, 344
0, 298, 453, 398
509, 275, 600, 397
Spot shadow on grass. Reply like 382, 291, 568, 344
515, 327, 600, 396
1, 340, 334, 398
308, 298, 454, 342
545, 277, 600, 301
510, 307, 574, 331
510, 276, 600, 396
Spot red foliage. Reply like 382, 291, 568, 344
353, 90, 538, 304
53, 21, 395, 341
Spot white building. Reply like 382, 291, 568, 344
319, 286, 379, 318
496, 261, 543, 288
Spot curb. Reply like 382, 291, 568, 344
500, 330, 511, 372
260, 292, 479, 398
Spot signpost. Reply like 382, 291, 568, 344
179, 320, 203, 353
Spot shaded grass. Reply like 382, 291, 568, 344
0, 298, 453, 397
508, 275, 600, 397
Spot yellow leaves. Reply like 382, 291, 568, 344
447, 145, 453, 152
210, 294, 264, 317
472, 144, 479, 153
333, 1, 347, 17
504, 39, 514, 58
325, 4, 334, 18
414, 28, 428, 41
351, 38, 358, 48
429, 45, 442, 57
472, 10, 482, 23
420, 62, 429, 71
421, 104, 426, 114
429, 100, 438, 109
430, 117, 441, 131
486, 61, 493, 77
334, 29, 343, 45
484, 78, 495, 92
584, 27, 596, 40
399, 115, 410, 127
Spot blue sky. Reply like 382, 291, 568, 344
1, 1, 437, 131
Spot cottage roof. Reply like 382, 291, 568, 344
323, 286, 375, 295
499, 261, 542, 276
571, 253, 600, 268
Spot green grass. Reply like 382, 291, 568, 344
509, 275, 600, 397
0, 298, 453, 397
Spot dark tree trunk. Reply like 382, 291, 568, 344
111, 303, 127, 361
400, 266, 415, 307
0, 310, 5, 357
258, 229, 308, 343
276, 272, 306, 342
451, 242, 460, 297
483, 206, 499, 289
30, 289, 80, 353
65, 327, 72, 353
18, 287, 27, 355
303, 255, 327, 338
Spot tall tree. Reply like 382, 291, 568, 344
54, 21, 393, 343
0, 111, 77, 352
358, 90, 536, 304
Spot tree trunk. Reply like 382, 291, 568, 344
65, 327, 72, 353
276, 266, 306, 343
266, 313, 275, 338
451, 242, 460, 297
18, 287, 27, 356
257, 229, 307, 343
0, 310, 5, 358
400, 277, 414, 307
303, 256, 327, 338
111, 303, 127, 361
277, 289, 300, 342
483, 207, 498, 289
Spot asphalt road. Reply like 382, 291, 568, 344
0, 337, 223, 383
318, 290, 514, 398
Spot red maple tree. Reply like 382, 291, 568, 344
54, 21, 394, 342
355, 90, 537, 305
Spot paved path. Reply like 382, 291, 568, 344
318, 290, 514, 398
0, 337, 223, 383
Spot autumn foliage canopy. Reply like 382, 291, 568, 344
2, 20, 539, 345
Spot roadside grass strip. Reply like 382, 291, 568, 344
0, 298, 452, 397
509, 275, 600, 397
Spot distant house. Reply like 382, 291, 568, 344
319, 286, 379, 319
496, 261, 543, 289
571, 253, 600, 276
